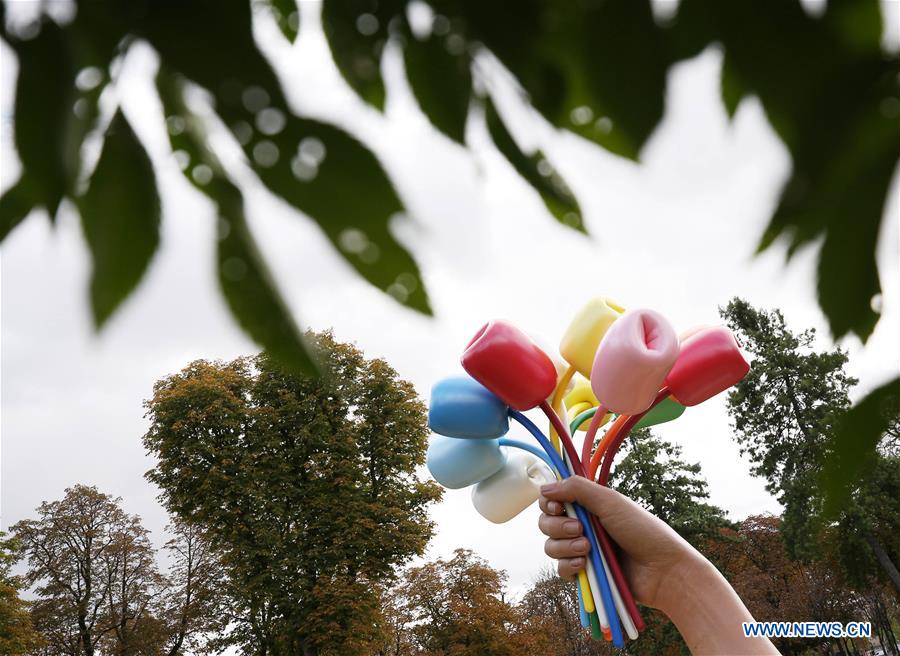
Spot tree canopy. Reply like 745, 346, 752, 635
11, 485, 222, 656
722, 298, 900, 595
142, 332, 442, 655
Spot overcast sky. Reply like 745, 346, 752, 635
2, 1, 899, 598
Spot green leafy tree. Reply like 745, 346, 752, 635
833, 453, 900, 597
0, 532, 43, 655
142, 332, 442, 655
721, 298, 900, 595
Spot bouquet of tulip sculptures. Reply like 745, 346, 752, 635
426, 298, 750, 648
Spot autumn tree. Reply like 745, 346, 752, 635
383, 549, 528, 656
157, 521, 226, 656
12, 485, 222, 656
0, 532, 43, 655
142, 332, 442, 655
722, 298, 900, 595
12, 485, 160, 656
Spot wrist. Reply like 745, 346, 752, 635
655, 553, 777, 655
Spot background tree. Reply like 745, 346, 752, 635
1, 2, 896, 494
516, 569, 582, 656
12, 485, 223, 656
722, 298, 900, 595
384, 548, 530, 656
142, 332, 442, 655
157, 521, 227, 656
13, 485, 160, 656
0, 532, 43, 655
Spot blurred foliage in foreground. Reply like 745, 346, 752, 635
0, 0, 897, 509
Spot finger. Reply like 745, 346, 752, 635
544, 537, 591, 560
538, 495, 565, 516
538, 513, 583, 539
540, 477, 686, 556
558, 557, 586, 581
540, 477, 638, 528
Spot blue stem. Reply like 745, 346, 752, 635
509, 410, 625, 648
498, 438, 557, 473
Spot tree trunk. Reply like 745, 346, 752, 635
835, 637, 849, 656
78, 615, 94, 656
864, 532, 900, 595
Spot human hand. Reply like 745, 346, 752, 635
538, 476, 700, 612
538, 477, 778, 655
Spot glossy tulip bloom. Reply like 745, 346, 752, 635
461, 321, 558, 410
559, 297, 625, 377
591, 309, 679, 415
564, 376, 600, 430
665, 326, 750, 406
428, 376, 510, 439
427, 436, 507, 489
471, 451, 554, 523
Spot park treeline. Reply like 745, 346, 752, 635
3, 302, 898, 655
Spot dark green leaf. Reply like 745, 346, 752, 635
448, 0, 559, 117
0, 177, 35, 242
459, 1, 667, 158
157, 71, 317, 376
720, 53, 745, 119
682, 0, 898, 342
132, 0, 430, 314
759, 56, 898, 340
813, 86, 897, 341
575, 0, 669, 159
404, 32, 472, 143
823, 0, 883, 55
214, 179, 318, 376
822, 376, 900, 516
322, 0, 399, 111
266, 0, 300, 43
250, 117, 432, 313
12, 19, 75, 217
78, 111, 160, 327
485, 99, 585, 234
662, 0, 715, 63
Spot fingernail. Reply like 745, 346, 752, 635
571, 557, 585, 569
564, 520, 581, 536
574, 538, 589, 553
548, 501, 563, 515
541, 482, 559, 494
